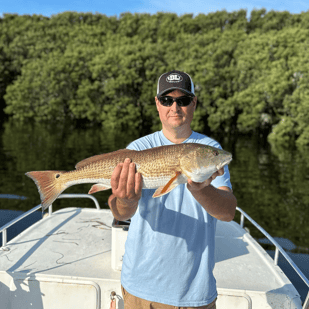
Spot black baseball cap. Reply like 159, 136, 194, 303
157, 70, 195, 97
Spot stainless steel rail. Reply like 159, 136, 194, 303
1, 204, 42, 247
56, 193, 101, 210
0, 194, 100, 247
237, 206, 309, 308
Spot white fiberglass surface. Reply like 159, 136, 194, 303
0, 208, 119, 281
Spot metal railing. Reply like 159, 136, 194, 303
237, 207, 309, 308
1, 200, 308, 307
0, 194, 100, 247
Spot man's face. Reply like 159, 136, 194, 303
155, 89, 197, 130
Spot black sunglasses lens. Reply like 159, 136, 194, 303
176, 96, 192, 106
159, 96, 192, 107
159, 97, 174, 106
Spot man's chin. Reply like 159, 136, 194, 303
169, 120, 185, 128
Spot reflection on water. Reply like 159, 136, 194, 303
0, 121, 138, 213
0, 121, 308, 299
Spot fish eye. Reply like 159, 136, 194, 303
56, 174, 60, 178
213, 151, 219, 156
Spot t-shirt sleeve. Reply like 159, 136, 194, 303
127, 141, 139, 151
127, 140, 148, 151
126, 134, 157, 151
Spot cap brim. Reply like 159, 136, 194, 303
157, 87, 195, 97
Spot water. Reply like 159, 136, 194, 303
0, 121, 308, 301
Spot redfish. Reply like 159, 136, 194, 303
26, 143, 232, 211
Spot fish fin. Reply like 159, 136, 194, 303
152, 171, 181, 198
88, 184, 111, 194
26, 171, 68, 211
75, 149, 135, 169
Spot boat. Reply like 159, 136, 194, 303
1, 193, 309, 309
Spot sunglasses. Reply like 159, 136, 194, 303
157, 95, 194, 107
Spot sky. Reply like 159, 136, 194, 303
1, 0, 308, 18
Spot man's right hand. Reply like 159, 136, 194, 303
108, 158, 143, 220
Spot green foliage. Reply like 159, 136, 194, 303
1, 10, 309, 148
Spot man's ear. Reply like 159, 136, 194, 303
193, 97, 197, 110
155, 96, 160, 111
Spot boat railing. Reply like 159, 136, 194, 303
1, 199, 308, 307
237, 207, 309, 308
0, 193, 100, 248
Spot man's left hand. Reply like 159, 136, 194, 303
187, 167, 224, 192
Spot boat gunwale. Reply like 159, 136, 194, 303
237, 207, 309, 290
0, 194, 308, 306
0, 194, 100, 247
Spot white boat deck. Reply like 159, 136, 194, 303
214, 220, 301, 308
0, 208, 117, 280
0, 207, 303, 309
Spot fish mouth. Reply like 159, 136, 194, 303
216, 157, 232, 170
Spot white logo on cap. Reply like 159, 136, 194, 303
166, 73, 183, 83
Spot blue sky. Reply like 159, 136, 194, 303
1, 0, 308, 18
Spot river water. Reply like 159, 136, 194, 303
0, 121, 308, 301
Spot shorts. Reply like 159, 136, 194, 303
121, 286, 217, 309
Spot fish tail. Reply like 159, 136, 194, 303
26, 171, 67, 211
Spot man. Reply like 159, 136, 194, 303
108, 70, 237, 309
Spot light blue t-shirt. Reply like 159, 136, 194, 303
121, 131, 232, 307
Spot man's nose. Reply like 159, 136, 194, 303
170, 101, 180, 111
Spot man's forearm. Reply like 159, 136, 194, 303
188, 185, 237, 222
108, 194, 139, 221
